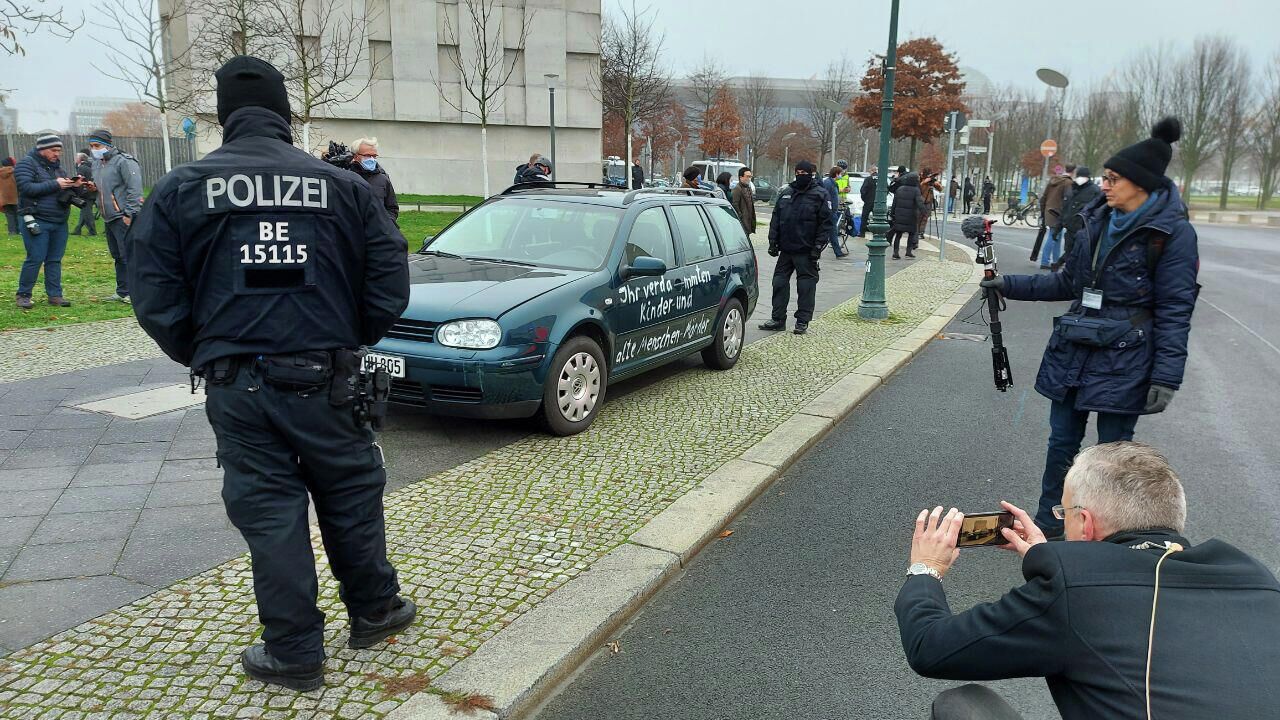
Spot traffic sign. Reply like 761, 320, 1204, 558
967, 119, 991, 129
1040, 140, 1058, 157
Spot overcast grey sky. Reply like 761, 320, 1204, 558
1, 0, 1276, 132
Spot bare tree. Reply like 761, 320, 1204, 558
1249, 53, 1280, 209
264, 0, 381, 154
1168, 36, 1235, 194
597, 0, 669, 189
1121, 42, 1181, 130
736, 73, 778, 168
435, 0, 534, 196
93, 0, 200, 172
2, 0, 80, 56
805, 57, 856, 170
684, 56, 725, 145
1215, 44, 1252, 209
1071, 81, 1123, 173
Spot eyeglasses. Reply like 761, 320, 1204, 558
1052, 504, 1086, 520
1100, 173, 1123, 186
355, 151, 378, 159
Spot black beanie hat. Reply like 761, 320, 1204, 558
216, 56, 292, 126
794, 160, 817, 174
1105, 117, 1181, 192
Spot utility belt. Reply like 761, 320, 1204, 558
199, 349, 391, 430
1057, 308, 1152, 348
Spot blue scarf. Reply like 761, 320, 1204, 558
1097, 189, 1163, 267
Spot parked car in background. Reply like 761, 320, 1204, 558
751, 177, 778, 204
366, 183, 760, 436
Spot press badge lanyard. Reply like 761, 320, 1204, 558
1083, 230, 1118, 311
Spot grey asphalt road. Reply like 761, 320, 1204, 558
532, 219, 1280, 720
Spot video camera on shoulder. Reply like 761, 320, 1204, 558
323, 140, 354, 169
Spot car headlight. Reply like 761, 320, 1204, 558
437, 319, 502, 349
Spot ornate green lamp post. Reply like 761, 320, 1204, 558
858, 0, 901, 320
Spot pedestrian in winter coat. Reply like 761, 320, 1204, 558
716, 172, 734, 208
889, 172, 923, 259
514, 153, 540, 185
820, 167, 847, 257
1056, 166, 1103, 264
760, 160, 832, 335
350, 137, 400, 223
14, 134, 79, 309
1033, 167, 1073, 268
518, 155, 553, 184
858, 167, 877, 237
0, 156, 18, 236
948, 177, 959, 214
917, 169, 942, 235
87, 128, 143, 303
632, 162, 645, 190
72, 150, 98, 236
682, 166, 726, 200
980, 118, 1198, 536
981, 176, 995, 214
962, 176, 976, 214
730, 166, 756, 236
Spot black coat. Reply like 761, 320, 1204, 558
1003, 184, 1198, 414
896, 528, 1280, 720
127, 106, 409, 370
352, 162, 399, 222
963, 178, 975, 200
1060, 180, 1103, 236
860, 174, 877, 206
13, 148, 70, 222
890, 173, 923, 232
632, 164, 645, 189
768, 178, 833, 254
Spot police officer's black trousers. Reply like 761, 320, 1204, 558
206, 364, 400, 665
771, 252, 819, 324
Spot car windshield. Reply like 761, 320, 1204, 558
426, 199, 624, 271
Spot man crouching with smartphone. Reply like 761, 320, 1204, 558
895, 442, 1280, 720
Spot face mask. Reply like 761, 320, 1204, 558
360, 158, 377, 172
91, 147, 109, 160
793, 173, 813, 188
1074, 176, 1089, 186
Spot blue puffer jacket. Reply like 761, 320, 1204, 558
1002, 182, 1199, 415
14, 148, 70, 222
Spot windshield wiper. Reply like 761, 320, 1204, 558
461, 256, 536, 267
419, 249, 462, 258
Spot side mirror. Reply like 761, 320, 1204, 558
417, 236, 434, 253
622, 256, 667, 279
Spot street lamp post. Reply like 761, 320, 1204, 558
820, 97, 846, 171
545, 73, 559, 181
782, 131, 797, 186
858, 0, 900, 320
1035, 68, 1069, 191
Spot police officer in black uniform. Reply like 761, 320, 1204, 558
127, 56, 413, 692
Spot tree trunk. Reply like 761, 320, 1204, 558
302, 121, 312, 156
1182, 165, 1197, 204
1218, 161, 1233, 210
626, 129, 634, 190
160, 107, 174, 174
908, 137, 917, 168
481, 124, 491, 197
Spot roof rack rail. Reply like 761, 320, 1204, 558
499, 181, 620, 195
622, 187, 718, 204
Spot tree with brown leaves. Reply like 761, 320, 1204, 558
850, 37, 966, 167
699, 85, 741, 159
101, 102, 164, 137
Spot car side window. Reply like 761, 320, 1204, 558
625, 207, 676, 267
707, 205, 751, 254
671, 204, 716, 265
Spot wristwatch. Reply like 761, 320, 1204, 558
907, 562, 943, 581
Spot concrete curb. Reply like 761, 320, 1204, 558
1187, 210, 1280, 227
390, 258, 984, 720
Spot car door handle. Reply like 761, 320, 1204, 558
718, 266, 728, 276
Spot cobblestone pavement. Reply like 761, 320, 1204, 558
0, 257, 971, 719
0, 320, 165, 384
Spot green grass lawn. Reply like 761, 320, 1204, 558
397, 194, 484, 207
1186, 195, 1279, 211
398, 211, 461, 248
1, 222, 136, 331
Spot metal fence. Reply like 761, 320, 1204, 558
0, 134, 197, 188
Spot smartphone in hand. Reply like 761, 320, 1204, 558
957, 511, 1014, 547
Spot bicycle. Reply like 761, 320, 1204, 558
835, 202, 858, 254
1002, 192, 1041, 227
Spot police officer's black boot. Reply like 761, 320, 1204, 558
349, 595, 417, 649
240, 644, 324, 692
758, 319, 785, 331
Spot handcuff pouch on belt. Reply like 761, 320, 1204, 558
256, 351, 333, 392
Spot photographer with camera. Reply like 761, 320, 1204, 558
71, 150, 98, 237
87, 129, 142, 304
13, 134, 82, 309
979, 119, 1198, 540
897, 442, 1280, 720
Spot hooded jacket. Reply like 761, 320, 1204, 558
352, 160, 399, 222
896, 528, 1280, 720
13, 148, 70, 222
94, 147, 143, 223
890, 172, 923, 232
1002, 183, 1198, 414
127, 106, 409, 369
768, 177, 833, 254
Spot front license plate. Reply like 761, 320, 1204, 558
362, 352, 405, 378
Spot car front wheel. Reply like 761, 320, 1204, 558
702, 298, 745, 370
541, 335, 608, 436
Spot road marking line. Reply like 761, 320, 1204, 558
1199, 297, 1280, 358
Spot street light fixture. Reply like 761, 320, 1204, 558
858, 0, 901, 320
820, 97, 846, 171
1035, 68, 1069, 190
545, 73, 559, 181
782, 131, 797, 185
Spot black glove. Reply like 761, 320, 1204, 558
1144, 384, 1176, 413
979, 276, 1005, 290
768, 248, 780, 257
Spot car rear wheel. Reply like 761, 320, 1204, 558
541, 336, 608, 436
702, 298, 745, 370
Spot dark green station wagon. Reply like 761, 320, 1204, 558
364, 183, 759, 435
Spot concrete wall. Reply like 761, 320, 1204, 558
171, 0, 602, 196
